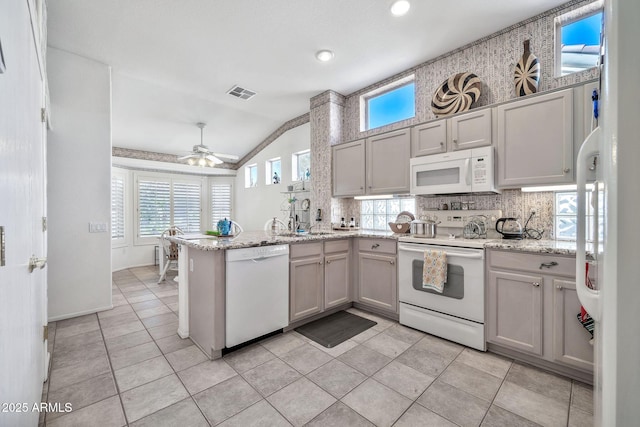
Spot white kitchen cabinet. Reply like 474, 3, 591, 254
356, 238, 397, 315
366, 129, 411, 194
332, 139, 365, 197
487, 249, 593, 377
487, 270, 543, 356
552, 278, 594, 371
496, 88, 574, 188
411, 108, 492, 157
290, 240, 352, 322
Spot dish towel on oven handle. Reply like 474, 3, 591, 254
422, 250, 447, 293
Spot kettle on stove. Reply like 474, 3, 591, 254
495, 217, 524, 239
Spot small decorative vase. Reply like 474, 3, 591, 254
514, 40, 540, 97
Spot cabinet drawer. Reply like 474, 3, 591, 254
290, 242, 323, 259
489, 250, 575, 277
324, 239, 349, 254
357, 238, 396, 255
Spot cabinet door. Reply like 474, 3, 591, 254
333, 140, 365, 197
411, 120, 447, 157
290, 256, 324, 322
450, 108, 492, 151
487, 270, 543, 355
497, 89, 574, 187
357, 253, 397, 314
325, 252, 350, 309
366, 129, 411, 194
552, 279, 594, 371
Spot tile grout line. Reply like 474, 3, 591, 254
476, 356, 516, 426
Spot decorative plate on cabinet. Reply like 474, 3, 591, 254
431, 72, 482, 117
301, 198, 310, 210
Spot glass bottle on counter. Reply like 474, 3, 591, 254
340, 217, 346, 228
349, 217, 356, 228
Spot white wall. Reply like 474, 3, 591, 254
234, 123, 311, 231
47, 48, 113, 320
111, 167, 235, 272
0, 1, 47, 423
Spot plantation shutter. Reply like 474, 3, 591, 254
173, 182, 201, 233
211, 183, 232, 224
138, 179, 171, 237
111, 175, 125, 240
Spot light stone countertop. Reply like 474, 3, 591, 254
169, 231, 585, 256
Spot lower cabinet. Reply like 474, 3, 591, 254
356, 238, 398, 315
289, 240, 351, 323
487, 250, 593, 374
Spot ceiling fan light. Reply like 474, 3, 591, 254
198, 157, 207, 167
187, 158, 195, 166
207, 160, 216, 167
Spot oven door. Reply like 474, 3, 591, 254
398, 243, 485, 323
410, 156, 471, 195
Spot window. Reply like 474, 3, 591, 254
554, 190, 603, 241
211, 183, 232, 224
292, 150, 310, 182
361, 75, 415, 131
136, 175, 203, 241
556, 4, 603, 76
172, 182, 201, 233
266, 158, 281, 185
360, 198, 416, 231
245, 164, 258, 188
111, 174, 125, 241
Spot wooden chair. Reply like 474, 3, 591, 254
158, 226, 183, 283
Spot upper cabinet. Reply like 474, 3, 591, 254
333, 129, 410, 197
412, 108, 492, 157
366, 129, 411, 194
496, 88, 574, 188
333, 139, 366, 197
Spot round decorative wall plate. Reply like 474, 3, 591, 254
301, 198, 310, 210
431, 72, 482, 117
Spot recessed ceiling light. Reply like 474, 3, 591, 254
390, 0, 410, 17
315, 50, 335, 62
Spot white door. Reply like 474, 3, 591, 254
0, 1, 48, 425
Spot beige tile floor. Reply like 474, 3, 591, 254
41, 265, 594, 426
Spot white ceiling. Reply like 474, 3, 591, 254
47, 0, 568, 160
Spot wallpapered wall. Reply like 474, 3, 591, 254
312, 0, 599, 238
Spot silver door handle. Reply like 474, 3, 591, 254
326, 260, 331, 264
372, 243, 380, 249
539, 261, 558, 269
564, 168, 571, 173
29, 256, 47, 273
532, 282, 540, 287
390, 260, 395, 265
318, 261, 323, 265
556, 285, 563, 290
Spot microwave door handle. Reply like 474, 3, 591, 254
465, 158, 471, 186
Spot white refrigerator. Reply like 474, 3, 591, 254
575, 0, 640, 425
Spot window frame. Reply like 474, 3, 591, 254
245, 163, 258, 188
291, 149, 311, 182
111, 171, 127, 248
554, 1, 604, 77
265, 157, 282, 186
133, 171, 205, 246
360, 74, 415, 131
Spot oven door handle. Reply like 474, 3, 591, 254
399, 246, 484, 259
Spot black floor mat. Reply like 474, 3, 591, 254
295, 311, 377, 348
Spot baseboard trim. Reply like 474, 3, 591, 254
48, 304, 114, 322
112, 263, 156, 273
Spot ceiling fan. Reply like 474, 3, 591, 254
178, 123, 239, 167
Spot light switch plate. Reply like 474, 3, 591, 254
89, 222, 108, 233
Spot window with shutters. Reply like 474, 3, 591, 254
135, 174, 204, 244
211, 183, 232, 225
111, 173, 126, 243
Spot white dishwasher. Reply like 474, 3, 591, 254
225, 244, 289, 348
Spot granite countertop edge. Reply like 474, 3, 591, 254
169, 232, 582, 255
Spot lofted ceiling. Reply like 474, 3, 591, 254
47, 0, 569, 161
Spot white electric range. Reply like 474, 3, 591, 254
397, 210, 502, 351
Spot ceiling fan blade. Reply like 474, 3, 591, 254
178, 154, 197, 160
211, 152, 239, 161
205, 154, 224, 165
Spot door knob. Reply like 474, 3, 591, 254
389, 260, 395, 265
532, 282, 540, 287
556, 285, 563, 290
563, 168, 570, 173
28, 256, 47, 273
326, 260, 331, 264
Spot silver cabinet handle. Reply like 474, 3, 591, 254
453, 139, 458, 144
532, 282, 540, 287
539, 261, 558, 269
326, 260, 331, 264
556, 285, 564, 290
372, 243, 380, 249
318, 261, 323, 265
564, 168, 571, 173
28, 256, 47, 273
440, 141, 444, 146
360, 186, 364, 190
390, 260, 395, 265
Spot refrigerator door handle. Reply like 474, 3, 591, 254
576, 127, 602, 321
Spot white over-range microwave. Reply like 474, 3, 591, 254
410, 146, 500, 195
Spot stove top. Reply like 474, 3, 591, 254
398, 235, 490, 249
